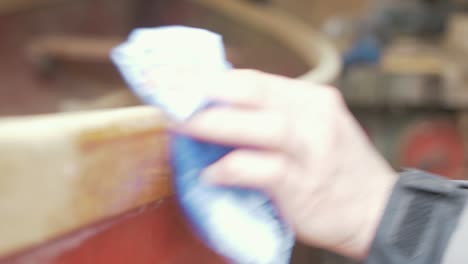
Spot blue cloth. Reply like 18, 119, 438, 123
171, 134, 293, 263
111, 26, 294, 263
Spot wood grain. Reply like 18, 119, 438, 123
0, 106, 173, 256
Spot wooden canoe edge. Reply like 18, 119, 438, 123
0, 106, 174, 256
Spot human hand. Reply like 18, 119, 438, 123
174, 69, 397, 260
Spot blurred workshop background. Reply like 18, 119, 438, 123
1, 0, 468, 263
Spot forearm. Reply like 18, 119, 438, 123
365, 170, 468, 264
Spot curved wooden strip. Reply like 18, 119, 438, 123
191, 0, 342, 84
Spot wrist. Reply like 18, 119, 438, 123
322, 166, 398, 260
337, 159, 398, 260
355, 168, 398, 260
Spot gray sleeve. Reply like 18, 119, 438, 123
443, 190, 468, 264
365, 171, 468, 264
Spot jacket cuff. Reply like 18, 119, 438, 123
365, 170, 467, 264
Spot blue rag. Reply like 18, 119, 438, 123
111, 26, 294, 264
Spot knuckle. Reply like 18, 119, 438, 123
218, 157, 237, 178
230, 69, 268, 100
218, 152, 249, 183
324, 87, 345, 107
236, 69, 263, 77
313, 87, 346, 119
263, 156, 287, 195
227, 69, 260, 81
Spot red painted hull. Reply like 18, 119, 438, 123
1, 198, 226, 264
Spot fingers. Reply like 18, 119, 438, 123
199, 69, 301, 108
202, 149, 287, 193
203, 70, 278, 107
149, 68, 328, 109
177, 107, 288, 150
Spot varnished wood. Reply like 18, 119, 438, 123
0, 107, 172, 255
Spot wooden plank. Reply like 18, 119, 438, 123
27, 36, 123, 63
381, 39, 445, 76
445, 14, 468, 55
0, 106, 172, 256
0, 0, 70, 14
